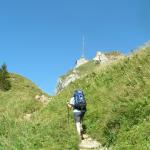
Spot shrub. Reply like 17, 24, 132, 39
0, 63, 11, 91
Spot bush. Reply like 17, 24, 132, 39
0, 63, 11, 91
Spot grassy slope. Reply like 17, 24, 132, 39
68, 45, 150, 149
0, 45, 150, 150
52, 45, 150, 149
0, 73, 49, 149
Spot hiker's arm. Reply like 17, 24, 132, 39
67, 102, 73, 109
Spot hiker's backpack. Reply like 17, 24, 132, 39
73, 90, 86, 111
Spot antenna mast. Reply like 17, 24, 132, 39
82, 35, 85, 58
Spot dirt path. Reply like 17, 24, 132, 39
79, 134, 108, 150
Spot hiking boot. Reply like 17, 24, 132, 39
79, 135, 84, 141
80, 133, 84, 140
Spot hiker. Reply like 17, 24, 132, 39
67, 90, 86, 140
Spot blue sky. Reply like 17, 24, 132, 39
0, 0, 150, 95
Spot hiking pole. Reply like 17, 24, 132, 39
66, 102, 70, 125
67, 106, 70, 125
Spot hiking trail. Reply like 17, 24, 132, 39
79, 134, 108, 150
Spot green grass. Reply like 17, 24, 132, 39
0, 44, 150, 149
0, 73, 50, 150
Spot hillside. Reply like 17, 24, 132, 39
53, 44, 150, 149
0, 73, 50, 149
0, 73, 49, 115
62, 44, 150, 149
0, 43, 150, 150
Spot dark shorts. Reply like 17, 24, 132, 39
73, 111, 85, 122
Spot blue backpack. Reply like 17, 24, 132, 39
73, 90, 86, 111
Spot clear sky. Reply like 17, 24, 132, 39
0, 0, 150, 95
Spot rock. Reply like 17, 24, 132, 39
35, 95, 40, 100
79, 139, 101, 149
56, 70, 79, 92
40, 95, 47, 102
79, 134, 108, 150
93, 51, 108, 63
83, 134, 89, 139
35, 94, 51, 105
23, 113, 32, 121
63, 73, 79, 87
10, 78, 15, 81
75, 57, 88, 68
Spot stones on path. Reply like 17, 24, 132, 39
79, 134, 108, 150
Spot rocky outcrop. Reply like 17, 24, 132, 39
93, 51, 108, 63
75, 57, 88, 68
56, 69, 79, 92
35, 94, 52, 105
56, 51, 123, 93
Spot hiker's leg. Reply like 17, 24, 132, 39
75, 122, 81, 136
76, 121, 84, 140
74, 112, 83, 139
79, 111, 86, 140
80, 122, 83, 130
80, 111, 85, 133
80, 117, 83, 131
